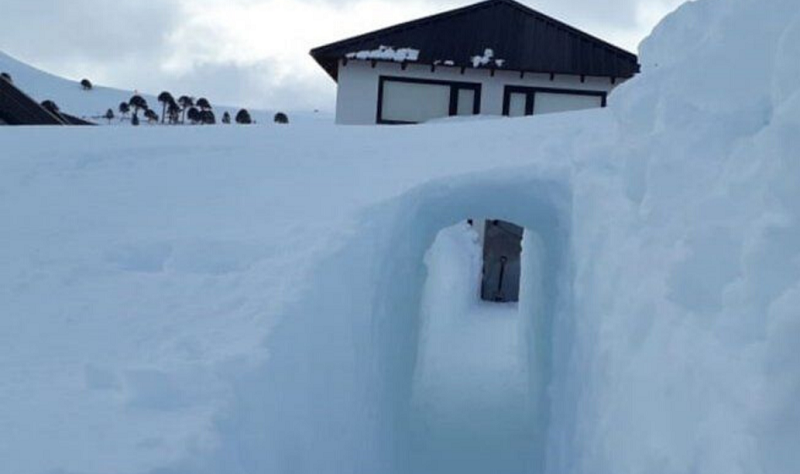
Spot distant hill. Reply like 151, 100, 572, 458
0, 51, 330, 125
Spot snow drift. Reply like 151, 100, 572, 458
2, 0, 800, 473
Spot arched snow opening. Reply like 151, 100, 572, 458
368, 175, 572, 474
404, 219, 545, 474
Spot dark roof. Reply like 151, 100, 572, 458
311, 0, 639, 81
60, 113, 95, 126
0, 76, 95, 126
0, 75, 65, 125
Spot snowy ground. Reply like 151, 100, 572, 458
2, 0, 800, 473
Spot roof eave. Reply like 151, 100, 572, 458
311, 55, 641, 82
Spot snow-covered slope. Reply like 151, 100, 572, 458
0, 51, 329, 124
2, 0, 800, 473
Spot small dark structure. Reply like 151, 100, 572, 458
481, 220, 524, 302
0, 75, 94, 126
0, 75, 65, 125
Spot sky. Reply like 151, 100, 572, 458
0, 0, 685, 113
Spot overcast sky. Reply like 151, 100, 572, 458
0, 0, 683, 112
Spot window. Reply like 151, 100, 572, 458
534, 92, 604, 115
456, 89, 476, 116
507, 92, 528, 117
378, 76, 481, 124
381, 81, 451, 123
502, 86, 606, 117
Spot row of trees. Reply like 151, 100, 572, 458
108, 92, 278, 126
3, 72, 287, 126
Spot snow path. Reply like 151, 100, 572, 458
409, 224, 533, 474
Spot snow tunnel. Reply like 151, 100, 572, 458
210, 174, 574, 474
368, 175, 573, 474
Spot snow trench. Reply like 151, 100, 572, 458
180, 172, 573, 474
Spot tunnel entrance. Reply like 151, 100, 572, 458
405, 220, 539, 474
365, 178, 573, 474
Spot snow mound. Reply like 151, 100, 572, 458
2, 0, 800, 473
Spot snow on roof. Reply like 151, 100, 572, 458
345, 45, 420, 62
470, 48, 506, 68
311, 0, 639, 81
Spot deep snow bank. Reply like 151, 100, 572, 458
2, 0, 800, 473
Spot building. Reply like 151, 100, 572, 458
311, 0, 639, 125
312, 0, 640, 302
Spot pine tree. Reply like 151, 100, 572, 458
129, 95, 148, 117
158, 92, 174, 124
119, 102, 131, 119
144, 108, 159, 123
187, 107, 201, 124
167, 101, 181, 125
201, 110, 216, 125
41, 100, 60, 114
235, 109, 252, 124
274, 112, 289, 124
196, 97, 212, 111
178, 96, 194, 123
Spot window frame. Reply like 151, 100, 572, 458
377, 76, 482, 125
502, 86, 607, 117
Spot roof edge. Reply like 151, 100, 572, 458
310, 0, 638, 60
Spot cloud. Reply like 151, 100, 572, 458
0, 0, 685, 112
0, 0, 179, 63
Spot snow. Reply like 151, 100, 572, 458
409, 224, 532, 474
470, 48, 505, 68
0, 51, 328, 124
346, 45, 420, 62
2, 0, 800, 473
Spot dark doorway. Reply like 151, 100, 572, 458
481, 220, 524, 302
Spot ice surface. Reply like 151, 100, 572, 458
2, 0, 800, 473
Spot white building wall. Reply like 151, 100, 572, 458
335, 59, 626, 125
